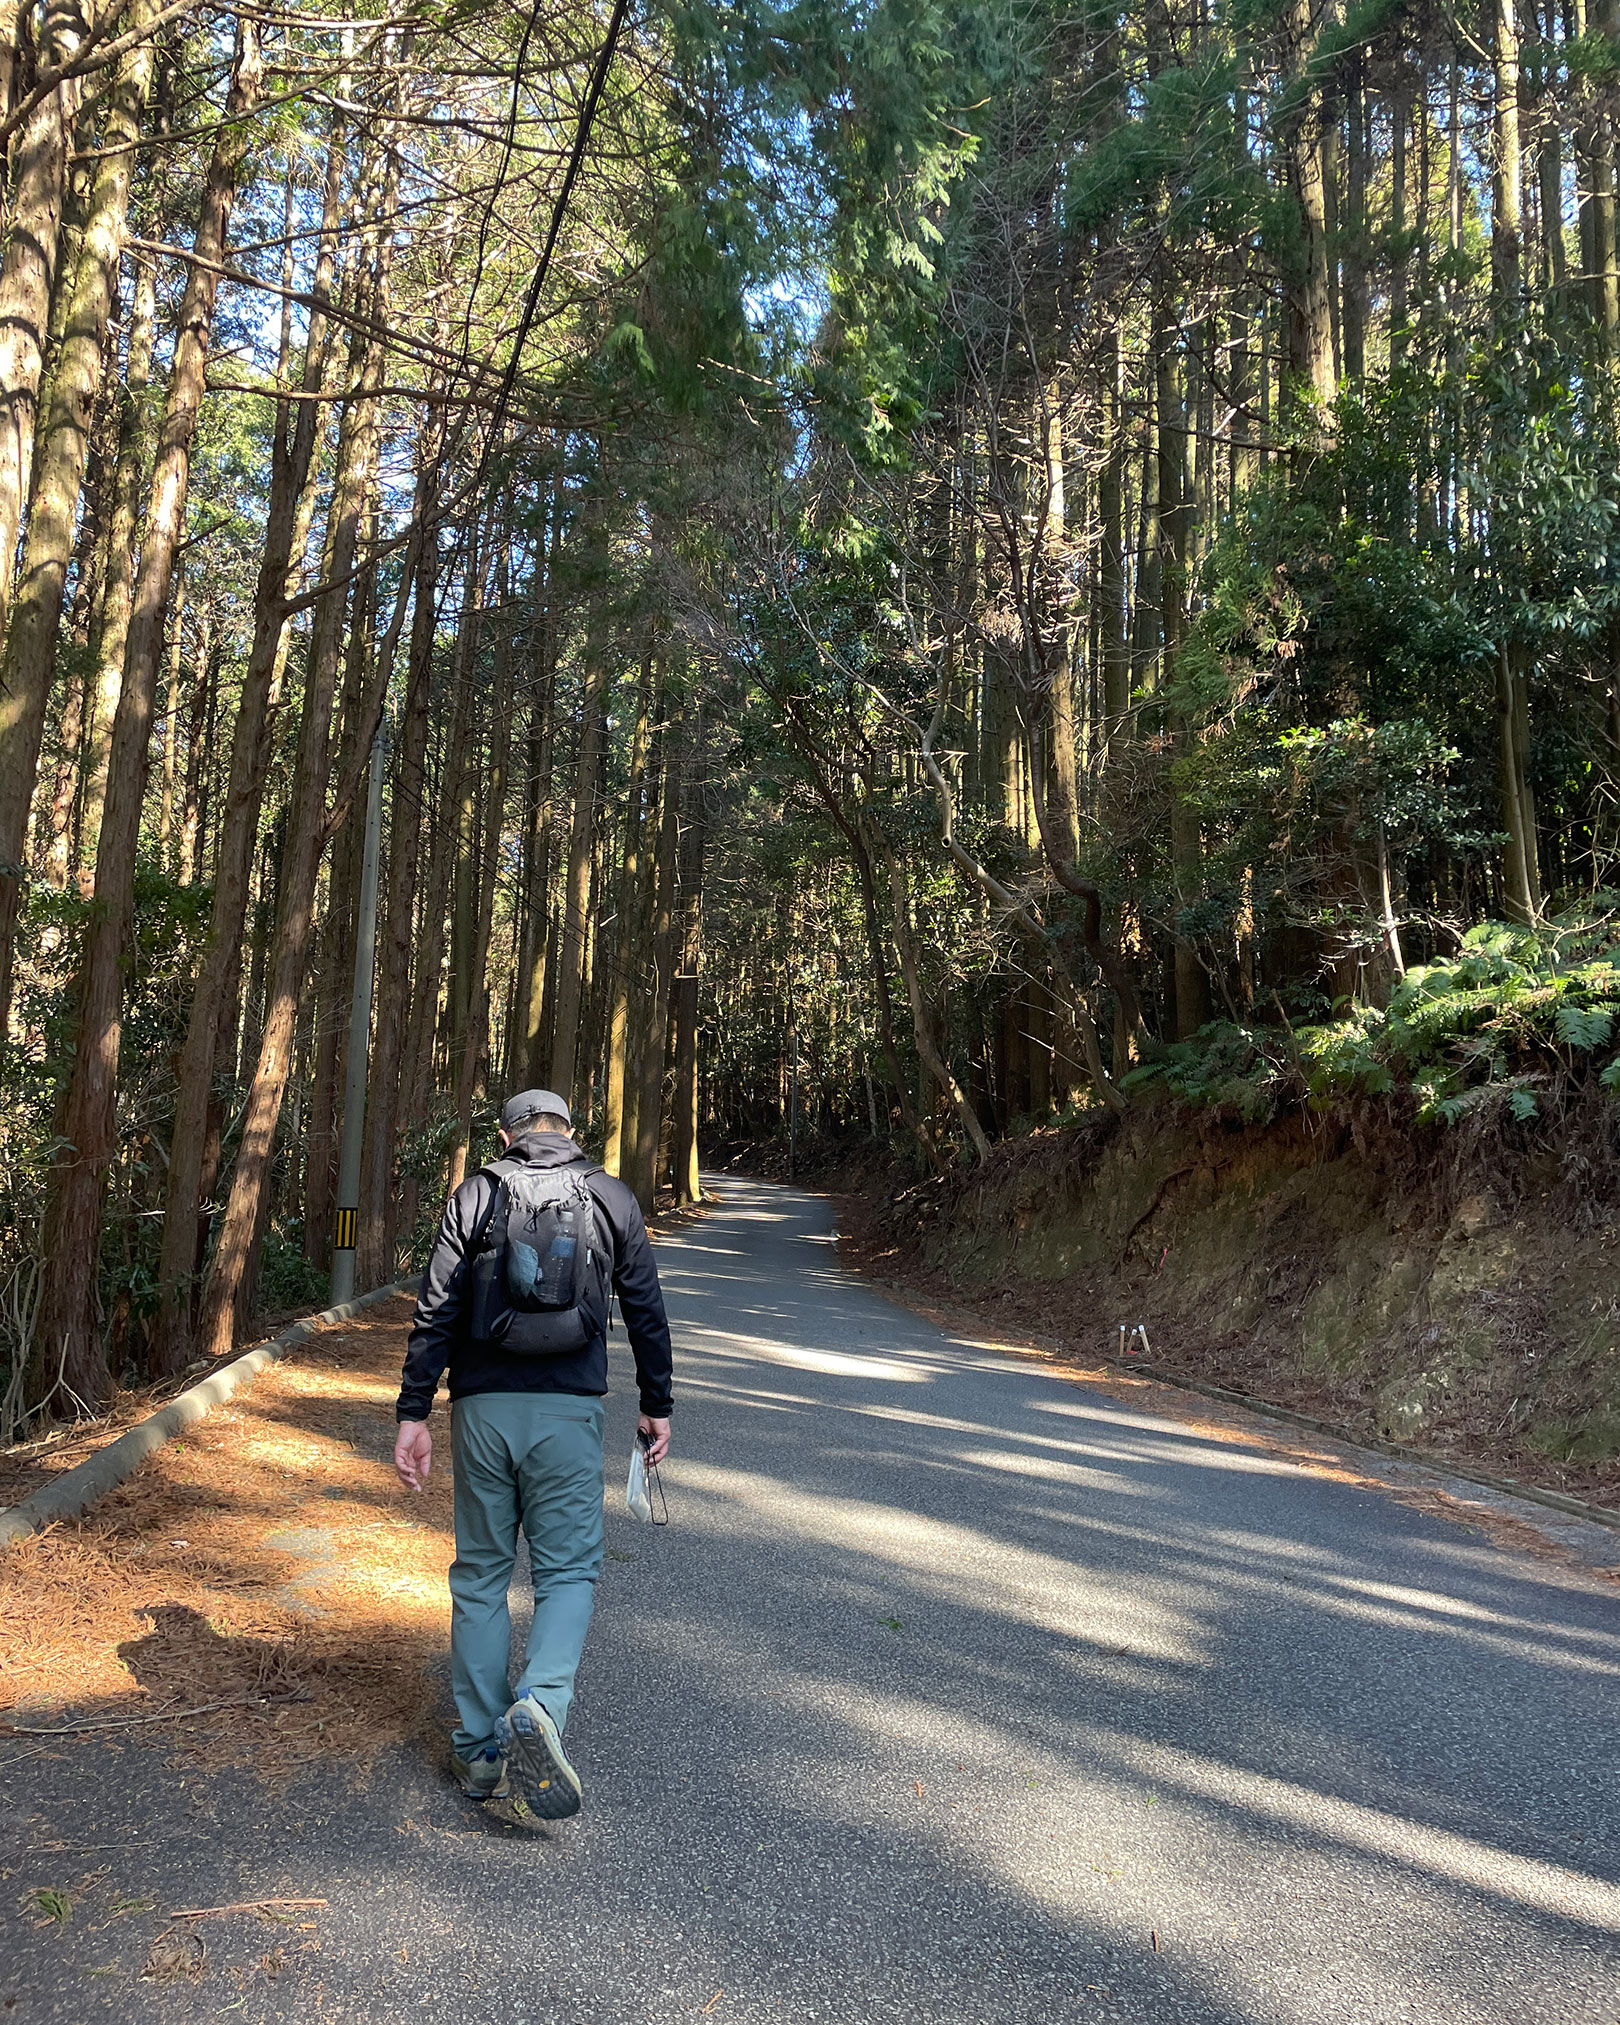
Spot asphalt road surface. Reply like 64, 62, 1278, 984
5, 1174, 1619, 2023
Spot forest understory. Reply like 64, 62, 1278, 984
803, 1086, 1620, 1510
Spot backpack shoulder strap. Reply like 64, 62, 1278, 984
571, 1166, 606, 1222
465, 1162, 515, 1256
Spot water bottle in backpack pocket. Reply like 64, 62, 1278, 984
467, 1164, 603, 1355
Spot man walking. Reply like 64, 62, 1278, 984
394, 1089, 673, 1821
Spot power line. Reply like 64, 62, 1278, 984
473, 0, 635, 477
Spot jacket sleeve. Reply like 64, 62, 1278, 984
601, 1186, 674, 1418
396, 1175, 490, 1421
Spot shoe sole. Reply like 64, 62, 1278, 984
497, 1701, 582, 1821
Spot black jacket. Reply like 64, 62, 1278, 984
395, 1133, 674, 1423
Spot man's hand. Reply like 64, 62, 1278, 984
395, 1419, 432, 1491
637, 1414, 670, 1467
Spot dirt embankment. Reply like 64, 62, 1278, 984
833, 1095, 1620, 1508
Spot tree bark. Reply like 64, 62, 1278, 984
357, 462, 439, 1289
672, 712, 705, 1202
1391, 63, 1410, 363
446, 559, 513, 1192
1280, 0, 1337, 413
196, 121, 395, 1359
1493, 0, 1525, 302
548, 647, 610, 1105
0, 0, 89, 1016
182, 627, 218, 885
0, 0, 85, 612
1099, 329, 1130, 751
34, 20, 263, 1405
444, 543, 486, 1082
624, 702, 682, 1213
81, 230, 156, 865
1534, 8, 1566, 291
399, 613, 467, 1151
1343, 51, 1367, 378
149, 110, 345, 1372
1498, 644, 1541, 922
303, 555, 375, 1262
514, 476, 562, 1083
402, 498, 483, 1116
1149, 313, 1208, 1041
603, 654, 652, 1176
157, 574, 188, 868
1594, 0, 1620, 343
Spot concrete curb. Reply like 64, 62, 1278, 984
0, 1280, 415, 1546
1110, 1354, 1620, 1535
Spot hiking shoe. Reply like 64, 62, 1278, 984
450, 1744, 508, 1800
496, 1694, 582, 1820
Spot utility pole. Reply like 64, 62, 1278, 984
330, 725, 386, 1303
789, 1017, 799, 1182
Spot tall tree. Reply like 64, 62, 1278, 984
34, 18, 264, 1403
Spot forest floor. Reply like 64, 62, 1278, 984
2, 1177, 1619, 2024
0, 1292, 452, 1771
0, 1299, 367, 1513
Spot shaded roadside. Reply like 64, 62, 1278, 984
821, 1117, 1620, 1518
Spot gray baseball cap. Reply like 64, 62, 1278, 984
499, 1088, 572, 1133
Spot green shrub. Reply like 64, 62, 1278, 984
256, 1226, 329, 1315
1124, 917, 1620, 1121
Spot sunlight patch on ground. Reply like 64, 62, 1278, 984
1318, 1572, 1620, 1648
670, 1458, 1202, 1660
951, 1446, 1150, 1495
697, 1656, 1611, 2023
683, 1327, 939, 1383
0, 1298, 453, 1775
1094, 1731, 1620, 1931
749, 1343, 935, 1382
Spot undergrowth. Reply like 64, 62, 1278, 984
1123, 917, 1620, 1123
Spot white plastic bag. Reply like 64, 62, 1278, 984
626, 1440, 654, 1523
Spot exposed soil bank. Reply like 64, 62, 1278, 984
818, 1094, 1620, 1508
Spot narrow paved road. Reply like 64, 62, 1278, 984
6, 1175, 1619, 2023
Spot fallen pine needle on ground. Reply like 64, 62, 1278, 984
0, 1294, 454, 1776
168, 1899, 328, 1920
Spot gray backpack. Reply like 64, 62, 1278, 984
466, 1160, 605, 1356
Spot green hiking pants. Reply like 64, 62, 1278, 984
448, 1391, 605, 1759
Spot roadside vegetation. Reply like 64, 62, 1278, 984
1125, 920, 1620, 1122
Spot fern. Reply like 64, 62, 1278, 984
1129, 917, 1619, 1121
1555, 1003, 1615, 1049
1120, 1023, 1288, 1118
